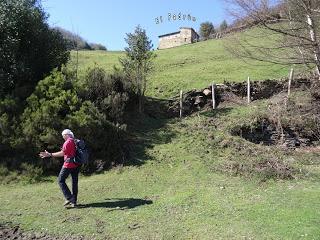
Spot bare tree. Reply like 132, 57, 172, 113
224, 0, 320, 79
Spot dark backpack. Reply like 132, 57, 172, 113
73, 139, 89, 164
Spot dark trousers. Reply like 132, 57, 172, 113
58, 166, 80, 203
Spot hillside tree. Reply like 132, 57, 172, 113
199, 21, 215, 40
120, 25, 155, 113
219, 20, 228, 32
224, 0, 320, 79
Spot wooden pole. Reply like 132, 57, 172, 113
180, 90, 183, 118
288, 68, 294, 97
76, 46, 79, 80
247, 77, 251, 104
212, 82, 216, 110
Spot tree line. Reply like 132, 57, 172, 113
54, 27, 107, 51
199, 20, 229, 40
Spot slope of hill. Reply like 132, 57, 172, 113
1, 91, 320, 239
1, 28, 319, 240
69, 28, 303, 98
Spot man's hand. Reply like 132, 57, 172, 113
39, 150, 51, 158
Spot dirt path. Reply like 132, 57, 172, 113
0, 223, 88, 240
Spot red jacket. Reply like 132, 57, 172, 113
62, 138, 79, 168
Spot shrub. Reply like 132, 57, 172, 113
66, 101, 127, 173
0, 163, 44, 184
0, 96, 23, 161
20, 162, 44, 183
0, 64, 132, 177
19, 68, 128, 174
0, 168, 20, 185
21, 69, 80, 153
82, 67, 133, 124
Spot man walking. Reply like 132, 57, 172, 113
39, 129, 80, 208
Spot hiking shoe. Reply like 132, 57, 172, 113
63, 199, 72, 206
63, 197, 74, 206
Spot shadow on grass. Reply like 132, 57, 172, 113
74, 198, 153, 211
124, 97, 178, 167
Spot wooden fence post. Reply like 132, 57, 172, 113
288, 68, 294, 97
212, 82, 216, 109
247, 77, 251, 104
180, 90, 183, 118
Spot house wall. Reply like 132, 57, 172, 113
158, 33, 181, 49
180, 28, 193, 44
158, 28, 199, 49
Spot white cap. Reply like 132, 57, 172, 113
61, 129, 74, 138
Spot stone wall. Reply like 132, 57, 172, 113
158, 33, 181, 49
158, 28, 199, 49
179, 28, 192, 44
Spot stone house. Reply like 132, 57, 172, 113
158, 27, 199, 50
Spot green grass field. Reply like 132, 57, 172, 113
69, 28, 300, 99
1, 29, 319, 239
2, 91, 320, 239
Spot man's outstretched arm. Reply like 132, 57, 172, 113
39, 150, 64, 158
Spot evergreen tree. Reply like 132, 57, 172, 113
199, 21, 215, 40
120, 25, 155, 113
220, 20, 228, 32
0, 0, 69, 100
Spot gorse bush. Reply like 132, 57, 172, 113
21, 69, 80, 152
66, 101, 127, 173
17, 67, 130, 174
83, 67, 133, 124
0, 66, 133, 176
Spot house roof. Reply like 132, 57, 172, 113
158, 31, 180, 38
158, 27, 199, 38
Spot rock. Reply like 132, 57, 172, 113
203, 89, 211, 96
194, 96, 204, 105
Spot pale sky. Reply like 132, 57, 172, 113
42, 0, 231, 50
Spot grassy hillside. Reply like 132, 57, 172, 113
1, 91, 320, 239
2, 29, 319, 239
70, 28, 301, 98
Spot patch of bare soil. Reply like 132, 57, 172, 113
0, 223, 89, 240
254, 158, 294, 179
295, 146, 320, 153
222, 157, 296, 180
